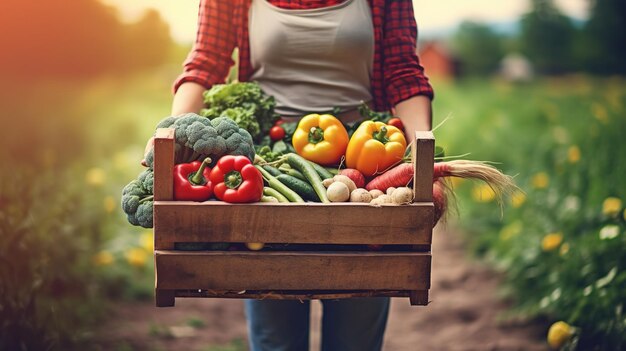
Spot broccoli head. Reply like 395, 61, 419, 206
144, 113, 255, 168
121, 169, 154, 228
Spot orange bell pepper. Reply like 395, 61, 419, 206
292, 114, 349, 166
345, 121, 407, 177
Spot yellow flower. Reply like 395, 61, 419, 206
471, 184, 496, 203
103, 196, 116, 213
552, 127, 569, 144
85, 167, 106, 187
602, 197, 622, 217
559, 243, 570, 256
140, 231, 154, 252
542, 232, 563, 251
500, 221, 523, 241
93, 251, 114, 266
532, 172, 549, 189
592, 103, 608, 124
125, 248, 148, 267
567, 145, 580, 164
510, 190, 526, 208
547, 321, 575, 350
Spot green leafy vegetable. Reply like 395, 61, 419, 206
201, 82, 278, 141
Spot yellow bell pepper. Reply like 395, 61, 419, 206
345, 121, 407, 177
292, 114, 349, 166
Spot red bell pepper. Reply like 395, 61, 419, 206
173, 158, 213, 201
209, 155, 263, 203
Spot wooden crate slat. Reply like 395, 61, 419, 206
172, 289, 428, 305
154, 202, 433, 248
155, 250, 431, 291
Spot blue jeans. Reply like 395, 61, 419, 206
245, 298, 390, 351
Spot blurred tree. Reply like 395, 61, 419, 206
0, 0, 175, 81
124, 9, 175, 69
519, 0, 576, 74
581, 0, 626, 74
450, 21, 505, 76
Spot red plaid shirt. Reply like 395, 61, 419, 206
174, 0, 433, 111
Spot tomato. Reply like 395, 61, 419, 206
387, 117, 404, 131
274, 118, 286, 126
269, 125, 286, 141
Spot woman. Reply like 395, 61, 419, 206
164, 0, 433, 350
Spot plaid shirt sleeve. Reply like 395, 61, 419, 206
382, 0, 434, 105
173, 0, 236, 92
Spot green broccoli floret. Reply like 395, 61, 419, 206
200, 82, 278, 141
121, 169, 154, 228
144, 113, 255, 168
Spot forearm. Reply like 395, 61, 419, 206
171, 82, 207, 115
394, 95, 432, 134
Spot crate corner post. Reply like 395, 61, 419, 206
409, 290, 429, 306
155, 289, 176, 307
153, 127, 176, 307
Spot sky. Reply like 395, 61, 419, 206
101, 0, 589, 43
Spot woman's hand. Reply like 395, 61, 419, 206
141, 137, 154, 167
140, 82, 208, 167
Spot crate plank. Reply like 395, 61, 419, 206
174, 289, 427, 301
154, 201, 433, 248
413, 131, 435, 202
155, 251, 431, 291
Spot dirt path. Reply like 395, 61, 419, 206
95, 227, 547, 351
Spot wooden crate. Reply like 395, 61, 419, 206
153, 128, 435, 307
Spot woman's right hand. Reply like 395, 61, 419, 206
141, 82, 207, 167
141, 136, 155, 167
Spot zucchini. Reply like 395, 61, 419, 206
285, 153, 330, 203
276, 174, 319, 202
262, 165, 282, 177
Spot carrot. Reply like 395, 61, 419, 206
365, 163, 413, 191
432, 179, 448, 226
433, 162, 453, 178
366, 159, 518, 214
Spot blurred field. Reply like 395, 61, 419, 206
1, 72, 624, 349
432, 76, 626, 349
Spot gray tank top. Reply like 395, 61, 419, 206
249, 0, 374, 118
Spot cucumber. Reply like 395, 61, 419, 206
286, 168, 307, 181
262, 165, 282, 177
255, 165, 304, 202
276, 174, 320, 202
285, 153, 330, 203
307, 160, 334, 180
